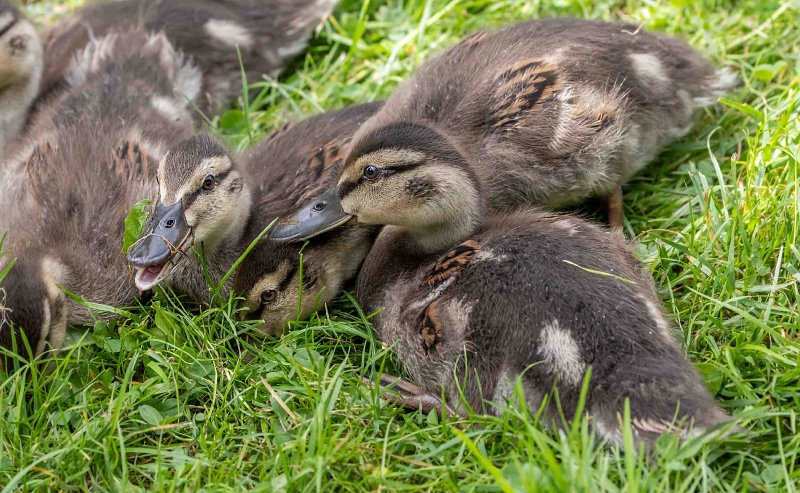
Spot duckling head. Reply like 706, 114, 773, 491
235, 224, 376, 337
233, 241, 323, 337
0, 3, 43, 151
271, 122, 483, 252
127, 134, 252, 291
0, 253, 69, 363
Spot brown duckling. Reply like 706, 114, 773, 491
0, 0, 42, 156
270, 18, 737, 241
233, 103, 385, 336
38, 0, 337, 116
353, 209, 733, 446
127, 102, 383, 308
271, 146, 734, 443
0, 28, 200, 361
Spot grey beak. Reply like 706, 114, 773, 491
127, 200, 191, 268
269, 188, 353, 243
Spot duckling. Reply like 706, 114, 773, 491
0, 0, 42, 157
233, 103, 385, 336
270, 18, 738, 242
38, 0, 337, 116
0, 28, 201, 361
127, 101, 383, 307
352, 209, 733, 446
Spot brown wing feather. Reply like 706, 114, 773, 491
289, 138, 351, 205
489, 59, 562, 131
419, 299, 445, 360
423, 239, 480, 286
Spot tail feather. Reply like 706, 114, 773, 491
693, 67, 740, 107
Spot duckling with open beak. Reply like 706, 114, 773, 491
127, 199, 195, 290
127, 102, 383, 315
126, 135, 252, 300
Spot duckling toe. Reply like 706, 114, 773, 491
362, 373, 458, 419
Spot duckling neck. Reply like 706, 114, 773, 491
0, 74, 40, 151
398, 201, 483, 256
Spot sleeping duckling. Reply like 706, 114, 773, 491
0, 28, 200, 361
0, 0, 42, 156
271, 18, 737, 240
353, 209, 733, 446
39, 0, 337, 116
127, 102, 383, 306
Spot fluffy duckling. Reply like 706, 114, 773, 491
39, 0, 337, 115
127, 102, 383, 307
0, 0, 42, 156
233, 103, 384, 336
271, 18, 737, 241
0, 28, 200, 361
352, 209, 732, 446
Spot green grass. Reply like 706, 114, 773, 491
2, 0, 799, 490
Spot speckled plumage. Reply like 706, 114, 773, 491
350, 18, 737, 217
358, 210, 732, 446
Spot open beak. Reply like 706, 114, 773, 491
269, 187, 353, 243
126, 200, 194, 290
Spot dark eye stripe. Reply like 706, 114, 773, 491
181, 189, 201, 209
0, 14, 18, 39
180, 169, 233, 209
251, 304, 267, 320
279, 264, 299, 293
338, 162, 423, 200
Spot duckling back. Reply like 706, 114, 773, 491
38, 0, 336, 116
246, 101, 385, 224
357, 211, 731, 445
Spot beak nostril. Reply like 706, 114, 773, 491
313, 202, 326, 212
165, 219, 175, 228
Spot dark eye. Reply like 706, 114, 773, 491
362, 165, 379, 180
260, 290, 277, 304
202, 175, 215, 190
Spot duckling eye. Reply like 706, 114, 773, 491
202, 175, 215, 191
260, 290, 278, 304
362, 165, 379, 180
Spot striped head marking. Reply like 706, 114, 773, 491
235, 228, 373, 336
128, 135, 252, 291
337, 122, 481, 232
234, 242, 324, 337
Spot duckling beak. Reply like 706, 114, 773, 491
269, 188, 353, 243
127, 200, 194, 291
